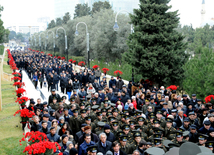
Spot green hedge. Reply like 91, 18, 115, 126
0, 45, 4, 55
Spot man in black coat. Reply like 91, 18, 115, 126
48, 89, 61, 105
103, 124, 116, 143
96, 132, 112, 154
60, 74, 68, 94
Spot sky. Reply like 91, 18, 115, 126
0, 0, 213, 29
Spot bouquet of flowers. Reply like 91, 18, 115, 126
69, 59, 73, 62
11, 77, 21, 82
102, 68, 109, 75
48, 53, 52, 57
12, 72, 21, 77
16, 88, 26, 97
93, 65, 99, 70
20, 131, 48, 145
205, 95, 214, 104
57, 56, 61, 59
166, 85, 177, 91
72, 60, 76, 64
14, 108, 35, 123
78, 61, 85, 67
61, 57, 66, 60
114, 70, 123, 78
16, 96, 30, 107
13, 82, 25, 88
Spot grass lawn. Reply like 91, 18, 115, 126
3, 53, 12, 74
0, 67, 25, 154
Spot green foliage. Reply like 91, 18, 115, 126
74, 3, 91, 19
92, 1, 112, 14
3, 29, 10, 43
8, 31, 16, 40
16, 33, 24, 42
0, 45, 4, 55
56, 18, 62, 26
63, 12, 71, 24
183, 47, 214, 99
47, 20, 56, 29
124, 0, 188, 86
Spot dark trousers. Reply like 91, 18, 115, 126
61, 87, 65, 94
34, 81, 38, 89
40, 81, 43, 89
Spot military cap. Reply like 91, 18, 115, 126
91, 98, 96, 102
70, 98, 75, 102
80, 109, 86, 114
79, 102, 85, 106
156, 110, 162, 115
163, 102, 168, 105
178, 127, 185, 132
101, 108, 107, 112
137, 117, 145, 122
148, 112, 155, 116
91, 105, 99, 110
85, 116, 91, 121
51, 89, 56, 92
183, 131, 190, 137
53, 97, 57, 100
43, 101, 48, 105
166, 118, 173, 123
182, 94, 187, 97
97, 122, 105, 127
102, 119, 108, 124
97, 107, 101, 111
120, 135, 128, 142
192, 94, 196, 97
72, 109, 78, 113
153, 138, 162, 145
106, 112, 112, 117
135, 125, 141, 130
150, 115, 156, 119
171, 109, 177, 113
61, 96, 67, 100
152, 127, 164, 134
123, 110, 129, 114
112, 108, 118, 113
136, 110, 143, 116
86, 145, 98, 153
154, 133, 162, 139
184, 117, 190, 122
108, 116, 115, 122
153, 119, 160, 124
197, 99, 202, 102
175, 131, 183, 138
129, 120, 136, 125
190, 124, 197, 130
133, 132, 141, 138
122, 124, 130, 130
117, 131, 125, 138
112, 121, 119, 126
96, 112, 103, 116
104, 100, 109, 104
146, 142, 153, 146
110, 103, 116, 107
120, 113, 125, 118
204, 120, 211, 125
205, 141, 214, 148
198, 133, 209, 140
124, 115, 130, 120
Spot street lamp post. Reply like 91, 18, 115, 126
113, 10, 134, 82
56, 27, 67, 61
47, 30, 55, 56
75, 22, 90, 68
39, 32, 47, 52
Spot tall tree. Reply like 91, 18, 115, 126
9, 31, 16, 40
124, 0, 188, 86
92, 1, 111, 13
183, 47, 214, 99
47, 20, 56, 29
56, 18, 62, 26
63, 12, 71, 24
74, 3, 91, 19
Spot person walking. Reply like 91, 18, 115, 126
33, 72, 38, 89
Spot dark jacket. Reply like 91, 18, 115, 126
96, 140, 112, 154
48, 93, 61, 105
47, 133, 60, 142
116, 80, 124, 90
78, 133, 99, 147
109, 79, 117, 88
89, 74, 95, 83
73, 81, 80, 90
105, 132, 116, 142
78, 90, 87, 101
31, 122, 42, 132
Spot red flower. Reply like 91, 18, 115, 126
78, 61, 86, 66
183, 114, 187, 117
16, 96, 30, 106
205, 95, 214, 103
14, 108, 35, 118
114, 70, 123, 76
13, 82, 25, 88
16, 88, 26, 96
93, 65, 99, 69
102, 68, 109, 74
166, 85, 177, 90
57, 56, 61, 59
11, 77, 21, 82
72, 60, 76, 64
61, 57, 65, 60
69, 59, 73, 62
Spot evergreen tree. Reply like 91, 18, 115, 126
63, 12, 71, 24
74, 3, 91, 19
183, 47, 214, 99
47, 20, 56, 29
92, 1, 111, 14
56, 18, 62, 26
124, 0, 188, 85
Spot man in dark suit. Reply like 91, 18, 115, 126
111, 141, 127, 155
175, 110, 186, 128
190, 94, 198, 106
96, 132, 112, 154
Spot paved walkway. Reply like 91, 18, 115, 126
22, 70, 69, 107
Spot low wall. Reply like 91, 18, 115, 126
3, 72, 13, 81
72, 64, 129, 85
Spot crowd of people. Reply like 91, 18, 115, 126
11, 50, 214, 155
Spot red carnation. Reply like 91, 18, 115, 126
93, 65, 99, 69
78, 61, 86, 66
57, 56, 61, 59
69, 59, 73, 62
102, 68, 109, 75
166, 85, 177, 91
205, 95, 214, 104
72, 60, 76, 64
